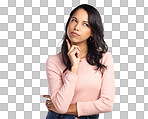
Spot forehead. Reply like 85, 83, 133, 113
72, 9, 88, 21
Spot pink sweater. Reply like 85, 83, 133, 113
46, 51, 115, 117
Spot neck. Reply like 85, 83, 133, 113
80, 47, 88, 59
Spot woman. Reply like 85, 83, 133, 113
43, 4, 115, 119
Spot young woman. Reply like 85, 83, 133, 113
43, 4, 115, 119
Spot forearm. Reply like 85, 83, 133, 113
65, 103, 78, 115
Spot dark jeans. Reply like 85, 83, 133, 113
46, 111, 99, 119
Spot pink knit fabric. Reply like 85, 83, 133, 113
46, 51, 115, 117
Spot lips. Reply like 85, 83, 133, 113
71, 32, 80, 36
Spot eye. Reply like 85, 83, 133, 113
71, 19, 77, 22
84, 23, 89, 27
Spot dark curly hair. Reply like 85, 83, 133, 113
61, 4, 108, 76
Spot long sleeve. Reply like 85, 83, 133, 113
46, 57, 78, 114
77, 52, 115, 117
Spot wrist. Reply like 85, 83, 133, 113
71, 66, 79, 74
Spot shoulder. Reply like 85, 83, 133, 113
101, 51, 114, 65
102, 51, 112, 59
46, 52, 66, 72
46, 52, 62, 63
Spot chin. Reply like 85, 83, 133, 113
69, 37, 78, 42
69, 40, 78, 44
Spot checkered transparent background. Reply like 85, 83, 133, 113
0, 0, 148, 119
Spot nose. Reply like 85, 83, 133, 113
74, 23, 80, 31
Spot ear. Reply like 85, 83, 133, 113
91, 34, 93, 37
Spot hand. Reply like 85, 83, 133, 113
66, 39, 81, 67
43, 95, 78, 116
43, 95, 60, 114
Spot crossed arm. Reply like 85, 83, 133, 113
43, 95, 78, 115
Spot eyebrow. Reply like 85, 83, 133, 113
71, 17, 88, 23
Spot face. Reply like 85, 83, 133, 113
67, 8, 92, 45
